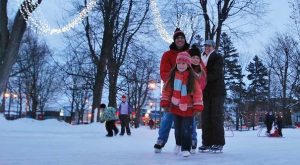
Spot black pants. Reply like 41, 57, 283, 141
201, 95, 225, 146
266, 123, 272, 133
119, 115, 131, 135
174, 115, 193, 151
105, 120, 118, 136
277, 125, 283, 136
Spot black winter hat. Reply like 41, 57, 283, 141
100, 103, 106, 109
173, 28, 186, 41
188, 44, 201, 57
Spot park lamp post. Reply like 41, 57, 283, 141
148, 80, 159, 128
4, 92, 17, 118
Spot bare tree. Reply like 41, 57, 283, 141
119, 47, 159, 127
199, 0, 267, 49
290, 0, 300, 39
158, 0, 204, 44
10, 30, 60, 119
264, 33, 300, 125
107, 0, 150, 108
60, 46, 94, 124
0, 0, 43, 96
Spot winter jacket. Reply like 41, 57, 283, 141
160, 43, 189, 82
264, 113, 275, 125
160, 70, 204, 117
196, 60, 207, 90
117, 102, 132, 115
203, 51, 226, 97
275, 115, 283, 128
101, 107, 118, 121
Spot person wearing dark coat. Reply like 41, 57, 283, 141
198, 40, 226, 151
275, 114, 283, 137
264, 111, 275, 134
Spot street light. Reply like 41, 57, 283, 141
4, 93, 10, 98
148, 81, 156, 90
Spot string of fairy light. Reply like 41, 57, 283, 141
149, 0, 173, 44
16, 0, 187, 42
16, 0, 97, 35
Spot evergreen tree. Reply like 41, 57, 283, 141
219, 33, 246, 130
219, 33, 240, 92
246, 55, 269, 101
246, 55, 268, 129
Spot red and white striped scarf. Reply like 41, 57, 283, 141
171, 71, 190, 111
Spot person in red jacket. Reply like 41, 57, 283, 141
160, 52, 204, 157
154, 28, 192, 153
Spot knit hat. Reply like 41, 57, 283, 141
100, 103, 106, 109
121, 95, 126, 99
173, 28, 186, 41
188, 44, 201, 57
176, 51, 191, 65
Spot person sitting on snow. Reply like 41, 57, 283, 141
274, 114, 283, 137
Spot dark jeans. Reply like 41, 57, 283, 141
201, 95, 225, 146
266, 123, 272, 133
277, 125, 283, 136
119, 114, 131, 134
105, 120, 118, 136
174, 115, 193, 151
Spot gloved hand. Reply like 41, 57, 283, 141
193, 105, 204, 112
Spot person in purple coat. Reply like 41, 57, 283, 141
117, 95, 132, 136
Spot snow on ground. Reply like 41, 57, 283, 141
0, 115, 300, 165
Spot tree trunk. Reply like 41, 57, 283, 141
108, 66, 119, 108
0, 11, 27, 96
89, 0, 116, 123
91, 63, 106, 123
235, 107, 239, 131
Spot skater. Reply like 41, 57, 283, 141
160, 52, 204, 157
148, 119, 155, 129
188, 44, 206, 91
117, 95, 132, 136
154, 28, 199, 154
199, 40, 226, 152
274, 114, 283, 137
100, 104, 119, 137
264, 111, 275, 135
188, 44, 207, 149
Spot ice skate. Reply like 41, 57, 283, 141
174, 145, 181, 155
198, 145, 211, 152
211, 145, 223, 153
154, 140, 165, 153
182, 151, 190, 157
